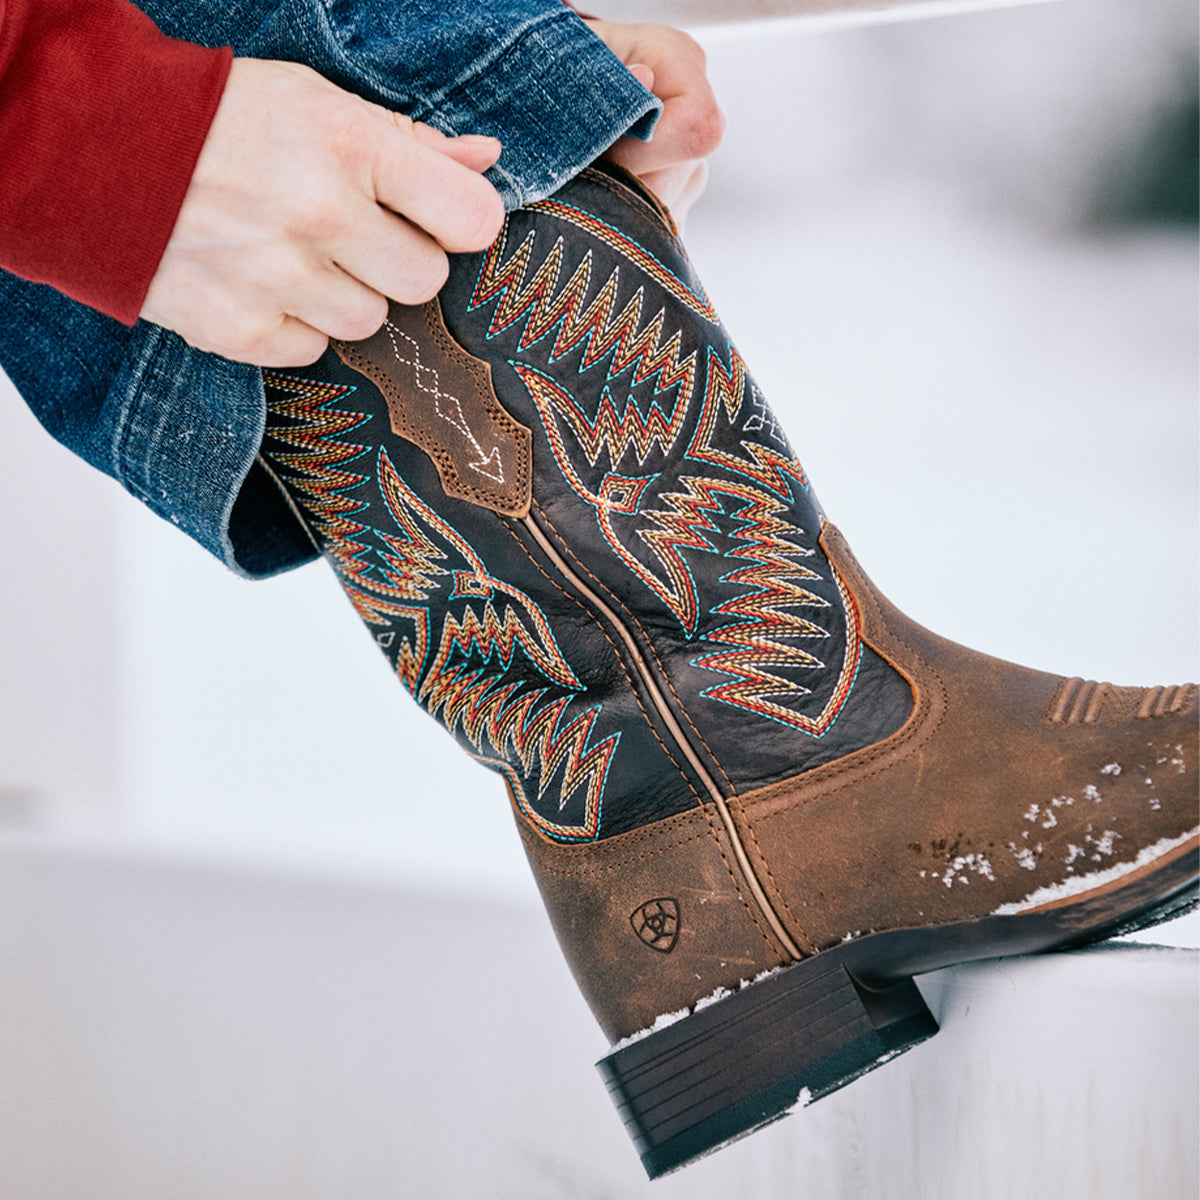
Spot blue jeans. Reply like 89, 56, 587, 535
0, 0, 658, 576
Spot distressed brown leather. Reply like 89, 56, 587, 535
333, 299, 532, 517
516, 801, 789, 1041
727, 524, 1199, 953
518, 520, 1197, 1041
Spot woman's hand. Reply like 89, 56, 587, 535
140, 59, 505, 366
585, 20, 725, 223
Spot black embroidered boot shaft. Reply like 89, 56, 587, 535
260, 163, 1198, 1178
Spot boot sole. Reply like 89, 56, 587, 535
598, 837, 1198, 1178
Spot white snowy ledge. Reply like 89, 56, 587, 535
0, 839, 1194, 1200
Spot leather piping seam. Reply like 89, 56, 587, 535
493, 517, 706, 812
522, 510, 803, 961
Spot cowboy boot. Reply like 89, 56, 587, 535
257, 162, 1198, 1178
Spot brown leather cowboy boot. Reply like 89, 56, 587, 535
258, 163, 1198, 1178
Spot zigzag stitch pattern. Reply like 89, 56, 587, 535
527, 198, 717, 322
697, 550, 863, 736
263, 376, 619, 840
638, 474, 824, 641
378, 454, 617, 840
687, 345, 810, 500
470, 229, 699, 425
261, 374, 381, 592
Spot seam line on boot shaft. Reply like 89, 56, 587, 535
521, 508, 805, 962
493, 514, 710, 811
528, 496, 742, 796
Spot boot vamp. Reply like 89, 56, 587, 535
733, 526, 1199, 952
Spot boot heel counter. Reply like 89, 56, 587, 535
513, 801, 789, 1042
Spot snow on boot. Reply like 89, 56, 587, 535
258, 163, 1198, 1178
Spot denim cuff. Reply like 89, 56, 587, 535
348, 8, 662, 210
5, 2, 663, 580
107, 323, 303, 576
474, 14, 661, 208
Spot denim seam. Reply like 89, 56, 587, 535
111, 325, 167, 505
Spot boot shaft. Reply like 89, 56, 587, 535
261, 163, 913, 846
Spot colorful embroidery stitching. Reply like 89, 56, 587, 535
262, 372, 617, 839
464, 211, 859, 736
527, 198, 717, 323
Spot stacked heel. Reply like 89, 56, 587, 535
597, 945, 938, 1178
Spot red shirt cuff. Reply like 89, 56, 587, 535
0, 0, 232, 323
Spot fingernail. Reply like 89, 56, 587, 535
629, 63, 654, 89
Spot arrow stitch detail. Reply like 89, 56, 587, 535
384, 323, 505, 483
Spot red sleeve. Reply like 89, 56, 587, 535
0, 0, 231, 323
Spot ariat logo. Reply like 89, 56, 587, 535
631, 898, 680, 953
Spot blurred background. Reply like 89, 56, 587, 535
0, 0, 1196, 1195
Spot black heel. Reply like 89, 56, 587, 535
596, 945, 938, 1178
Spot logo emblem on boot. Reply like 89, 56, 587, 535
631, 898, 680, 953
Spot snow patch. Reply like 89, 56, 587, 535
744, 966, 786, 989
992, 827, 1199, 915
1085, 827, 1120, 860
928, 853, 996, 887
1027, 800, 1066, 829
1007, 842, 1042, 871
695, 986, 732, 1012
610, 1006, 691, 1051
609, 967, 787, 1051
